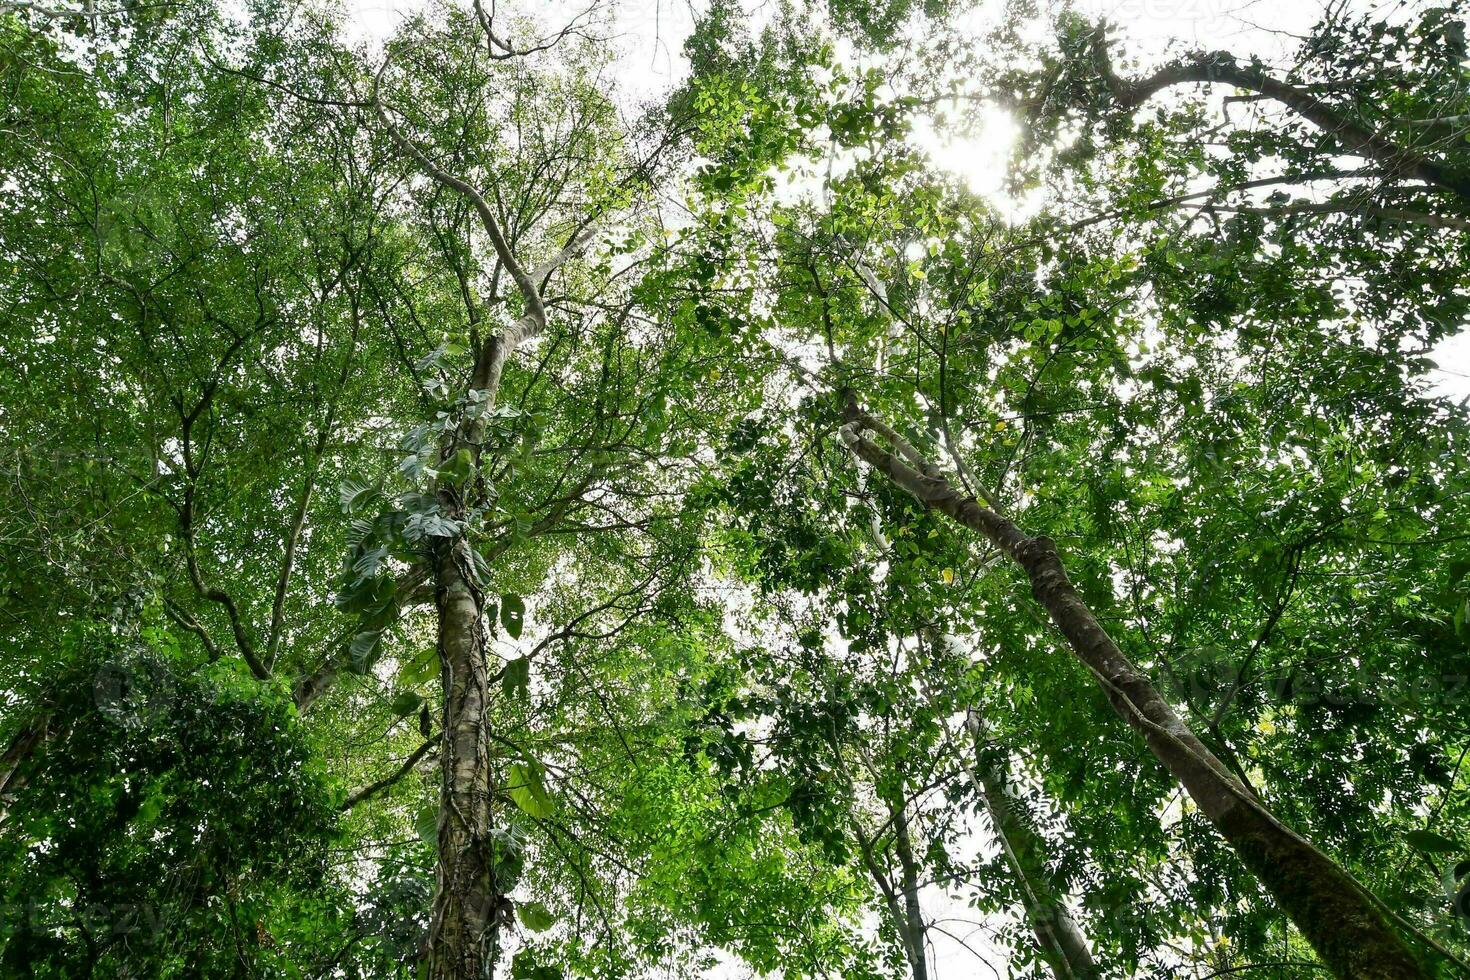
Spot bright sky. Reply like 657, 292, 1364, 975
332, 0, 1470, 974
339, 0, 1469, 406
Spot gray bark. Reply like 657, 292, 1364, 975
425, 536, 499, 979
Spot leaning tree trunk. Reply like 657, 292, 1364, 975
964, 710, 1099, 980
425, 532, 498, 979
840, 405, 1429, 979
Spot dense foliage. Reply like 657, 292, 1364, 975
1, 0, 1468, 977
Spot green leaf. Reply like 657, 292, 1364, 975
349, 630, 383, 674
351, 545, 390, 580
502, 657, 530, 700
517, 901, 556, 933
1407, 829, 1462, 854
501, 594, 525, 640
438, 447, 474, 485
414, 805, 438, 843
335, 574, 396, 615
507, 760, 553, 818
339, 478, 378, 513
389, 691, 423, 716
399, 647, 440, 687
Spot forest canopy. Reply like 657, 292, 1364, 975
1, 0, 1469, 977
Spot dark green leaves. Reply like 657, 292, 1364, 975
500, 594, 525, 640
334, 572, 396, 616
349, 630, 383, 674
437, 448, 474, 486
1407, 829, 1463, 854
389, 691, 423, 716
501, 657, 530, 700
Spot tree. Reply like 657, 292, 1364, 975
3, 0, 1470, 977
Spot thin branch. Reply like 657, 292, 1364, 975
341, 738, 437, 810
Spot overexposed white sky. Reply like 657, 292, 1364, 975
330, 1, 1469, 975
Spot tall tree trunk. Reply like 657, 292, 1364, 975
375, 69, 609, 971
964, 710, 1099, 980
889, 798, 930, 980
424, 533, 498, 979
840, 404, 1430, 979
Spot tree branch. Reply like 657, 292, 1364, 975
1089, 27, 1470, 202
341, 738, 437, 810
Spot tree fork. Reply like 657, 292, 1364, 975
839, 404, 1430, 979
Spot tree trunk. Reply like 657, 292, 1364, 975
964, 710, 1100, 980
890, 799, 930, 980
840, 406, 1429, 979
0, 712, 52, 829
374, 89, 599, 977
424, 534, 499, 980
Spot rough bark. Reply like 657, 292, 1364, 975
375, 84, 599, 976
964, 711, 1099, 980
425, 534, 500, 980
840, 406, 1429, 979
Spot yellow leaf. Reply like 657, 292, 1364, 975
941, 567, 955, 585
